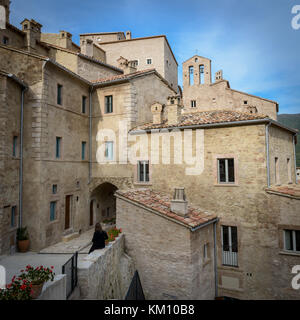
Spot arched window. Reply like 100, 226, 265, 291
199, 65, 204, 84
189, 66, 194, 85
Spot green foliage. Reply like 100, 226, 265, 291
106, 227, 122, 243
16, 227, 29, 241
277, 113, 300, 167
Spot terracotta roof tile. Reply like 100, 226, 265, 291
130, 110, 269, 131
266, 184, 300, 199
115, 189, 217, 229
92, 69, 155, 84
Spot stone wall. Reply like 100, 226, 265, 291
38, 274, 67, 300
77, 234, 135, 299
116, 197, 215, 300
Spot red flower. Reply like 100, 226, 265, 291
51, 266, 54, 269
20, 284, 26, 290
11, 276, 16, 282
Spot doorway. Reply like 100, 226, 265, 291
65, 195, 72, 230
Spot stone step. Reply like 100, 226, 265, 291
61, 232, 80, 243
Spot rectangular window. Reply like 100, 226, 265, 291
11, 206, 17, 228
132, 60, 138, 67
218, 158, 235, 183
13, 136, 18, 157
3, 36, 9, 45
105, 95, 113, 113
57, 84, 63, 105
82, 96, 87, 114
50, 201, 56, 221
56, 137, 61, 158
199, 65, 204, 84
52, 184, 57, 194
275, 157, 279, 184
222, 225, 238, 266
284, 230, 300, 252
189, 66, 194, 85
146, 58, 152, 65
203, 243, 209, 260
81, 141, 86, 160
138, 160, 150, 182
287, 158, 292, 183
191, 100, 196, 108
105, 141, 114, 160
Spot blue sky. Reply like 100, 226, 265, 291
10, 0, 300, 114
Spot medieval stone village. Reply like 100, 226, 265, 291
0, 0, 299, 301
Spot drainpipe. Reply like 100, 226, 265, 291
293, 133, 298, 184
213, 220, 218, 298
266, 122, 271, 188
19, 87, 27, 227
88, 87, 93, 184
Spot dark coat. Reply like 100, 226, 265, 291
89, 230, 108, 254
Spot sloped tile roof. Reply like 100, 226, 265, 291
131, 110, 269, 131
115, 189, 217, 229
92, 69, 155, 84
266, 184, 300, 199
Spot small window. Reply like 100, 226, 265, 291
222, 225, 238, 266
13, 136, 18, 157
244, 100, 248, 105
82, 96, 87, 114
81, 141, 86, 160
50, 201, 56, 221
105, 95, 113, 113
52, 184, 57, 194
203, 243, 209, 260
275, 157, 279, 184
138, 160, 150, 183
56, 137, 61, 158
199, 65, 204, 84
11, 206, 17, 228
218, 158, 235, 183
106, 207, 110, 217
284, 230, 300, 253
132, 60, 138, 67
191, 100, 196, 108
287, 158, 292, 183
146, 58, 152, 65
3, 36, 9, 45
189, 66, 194, 85
105, 141, 114, 160
57, 84, 63, 105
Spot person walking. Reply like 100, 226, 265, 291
88, 223, 108, 254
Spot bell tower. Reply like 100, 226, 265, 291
0, 0, 10, 24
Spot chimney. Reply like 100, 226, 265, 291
125, 31, 132, 40
59, 30, 73, 49
151, 103, 163, 124
21, 19, 42, 52
0, 0, 10, 24
167, 95, 182, 126
170, 188, 188, 217
117, 56, 137, 74
215, 70, 223, 82
81, 39, 93, 57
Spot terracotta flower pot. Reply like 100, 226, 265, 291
18, 239, 30, 252
31, 283, 44, 299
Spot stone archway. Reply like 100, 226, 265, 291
90, 182, 118, 225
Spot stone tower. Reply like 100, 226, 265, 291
0, 0, 10, 23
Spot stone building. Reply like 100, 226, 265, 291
0, 0, 299, 300
182, 55, 278, 120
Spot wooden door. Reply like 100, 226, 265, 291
65, 195, 71, 230
90, 200, 94, 226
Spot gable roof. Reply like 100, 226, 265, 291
115, 189, 217, 230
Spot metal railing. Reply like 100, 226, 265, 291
125, 270, 145, 300
222, 250, 238, 267
62, 251, 78, 299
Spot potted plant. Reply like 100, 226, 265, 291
19, 265, 55, 299
17, 227, 29, 252
0, 276, 33, 300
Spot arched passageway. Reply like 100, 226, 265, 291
89, 182, 118, 226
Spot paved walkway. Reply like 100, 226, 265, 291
0, 224, 115, 285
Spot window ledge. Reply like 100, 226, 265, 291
279, 250, 300, 257
214, 184, 239, 187
134, 182, 152, 186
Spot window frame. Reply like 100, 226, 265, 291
137, 160, 150, 183
146, 58, 152, 65
283, 229, 300, 253
82, 95, 87, 114
12, 135, 18, 157
191, 100, 196, 108
57, 84, 63, 105
104, 95, 113, 114
217, 158, 235, 184
3, 36, 9, 45
104, 141, 114, 161
50, 201, 57, 222
11, 206, 17, 228
56, 137, 62, 159
221, 225, 238, 267
81, 141, 86, 160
